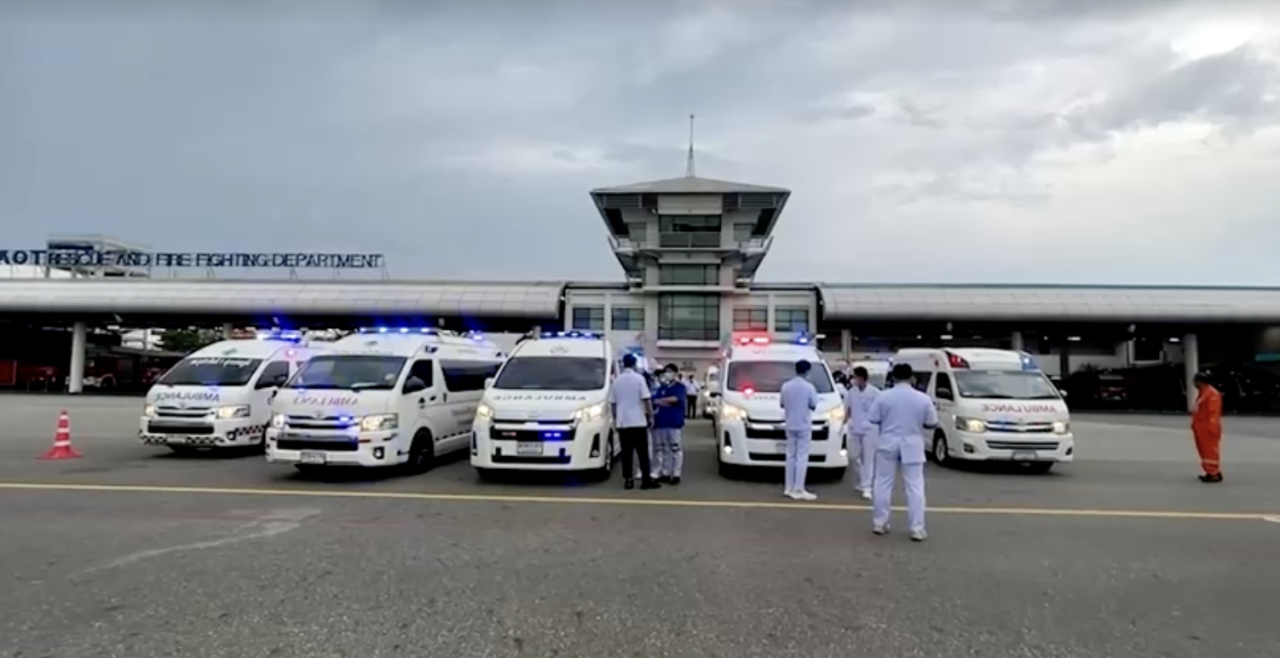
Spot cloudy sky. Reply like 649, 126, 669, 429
2, 0, 1279, 285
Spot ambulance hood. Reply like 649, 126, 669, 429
484, 390, 609, 419
275, 391, 397, 417
146, 385, 249, 408
721, 390, 843, 422
959, 399, 1070, 422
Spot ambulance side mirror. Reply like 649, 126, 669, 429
484, 377, 495, 389
936, 388, 954, 401
1058, 389, 1068, 398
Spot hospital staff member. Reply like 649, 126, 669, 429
867, 363, 938, 541
780, 360, 819, 501
844, 366, 880, 500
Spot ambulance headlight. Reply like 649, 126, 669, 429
956, 417, 986, 433
360, 414, 398, 432
143, 404, 156, 418
270, 413, 286, 428
1052, 421, 1069, 435
475, 403, 494, 419
573, 403, 605, 422
720, 404, 746, 421
214, 405, 251, 420
826, 406, 846, 423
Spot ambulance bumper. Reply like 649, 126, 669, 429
264, 427, 405, 467
138, 417, 266, 448
717, 420, 850, 468
470, 422, 610, 471
951, 430, 1075, 462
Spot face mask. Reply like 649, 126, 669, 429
661, 372, 675, 383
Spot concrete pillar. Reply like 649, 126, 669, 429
1183, 332, 1199, 412
1010, 331, 1024, 352
532, 325, 542, 339
1058, 337, 1071, 381
840, 328, 852, 364
68, 322, 87, 394
222, 323, 233, 339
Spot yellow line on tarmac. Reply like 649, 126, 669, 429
0, 481, 1273, 522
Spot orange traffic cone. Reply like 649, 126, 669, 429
40, 410, 83, 460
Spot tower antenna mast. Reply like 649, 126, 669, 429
685, 113, 697, 177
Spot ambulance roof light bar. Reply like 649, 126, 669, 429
946, 351, 970, 369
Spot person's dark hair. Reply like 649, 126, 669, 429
1193, 371, 1211, 385
664, 363, 680, 374
852, 366, 869, 379
795, 360, 812, 375
891, 363, 914, 382
621, 353, 637, 368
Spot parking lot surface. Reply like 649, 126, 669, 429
2, 395, 1279, 658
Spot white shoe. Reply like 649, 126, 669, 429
910, 530, 928, 542
859, 489, 872, 500
873, 524, 891, 536
797, 491, 817, 501
784, 490, 800, 499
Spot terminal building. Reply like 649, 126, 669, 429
5, 170, 1280, 409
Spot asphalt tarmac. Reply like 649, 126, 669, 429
1, 395, 1278, 658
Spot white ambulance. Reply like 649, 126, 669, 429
265, 328, 505, 472
701, 364, 721, 418
139, 331, 321, 452
890, 348, 1074, 473
471, 331, 617, 480
713, 333, 850, 478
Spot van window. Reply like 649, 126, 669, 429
257, 361, 290, 385
441, 360, 501, 392
912, 371, 933, 393
726, 361, 835, 394
287, 355, 407, 390
954, 370, 1060, 400
405, 360, 435, 389
158, 357, 264, 387
934, 373, 953, 394
494, 356, 606, 391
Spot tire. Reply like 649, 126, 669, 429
407, 430, 435, 474
931, 432, 952, 467
823, 467, 847, 482
718, 460, 738, 480
475, 467, 498, 482
1023, 461, 1055, 474
589, 433, 615, 482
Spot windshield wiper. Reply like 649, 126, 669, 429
974, 394, 1017, 399
1026, 394, 1061, 399
349, 383, 384, 390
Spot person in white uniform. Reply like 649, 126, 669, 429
779, 360, 819, 501
867, 362, 938, 541
844, 366, 880, 500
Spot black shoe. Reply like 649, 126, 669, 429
624, 479, 635, 490
1200, 473, 1223, 483
656, 475, 670, 484
640, 480, 661, 490
669, 476, 681, 486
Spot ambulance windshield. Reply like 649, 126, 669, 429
954, 370, 1060, 400
158, 358, 263, 387
727, 361, 835, 394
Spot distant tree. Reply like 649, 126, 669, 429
159, 328, 219, 353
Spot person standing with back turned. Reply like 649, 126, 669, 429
611, 354, 660, 491
868, 363, 938, 541
844, 366, 881, 500
1191, 372, 1224, 483
780, 360, 819, 501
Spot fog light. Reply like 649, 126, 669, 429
838, 448, 848, 458
589, 433, 600, 458
373, 447, 385, 460
722, 445, 733, 455
1066, 446, 1074, 456
963, 443, 976, 454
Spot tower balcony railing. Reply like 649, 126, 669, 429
610, 235, 774, 252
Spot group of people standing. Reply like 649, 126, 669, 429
609, 354, 694, 491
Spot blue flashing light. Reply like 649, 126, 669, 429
358, 327, 441, 336
256, 329, 304, 343
549, 330, 600, 340
1019, 351, 1040, 371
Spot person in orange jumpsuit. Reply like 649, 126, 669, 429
1190, 372, 1223, 483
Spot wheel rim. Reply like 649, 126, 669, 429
934, 437, 946, 461
604, 438, 613, 470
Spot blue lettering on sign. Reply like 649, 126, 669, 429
0, 249, 385, 269
153, 391, 221, 403
293, 395, 360, 407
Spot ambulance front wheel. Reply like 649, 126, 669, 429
588, 433, 615, 482
931, 432, 953, 467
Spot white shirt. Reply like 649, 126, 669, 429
845, 383, 880, 435
610, 369, 651, 429
779, 375, 819, 432
868, 382, 939, 465
685, 380, 700, 395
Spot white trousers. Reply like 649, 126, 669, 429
785, 429, 812, 493
851, 431, 877, 492
871, 446, 926, 533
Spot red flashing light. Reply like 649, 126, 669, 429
946, 352, 970, 369
735, 335, 771, 346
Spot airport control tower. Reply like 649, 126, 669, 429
589, 129, 790, 363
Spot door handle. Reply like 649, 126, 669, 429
417, 398, 426, 407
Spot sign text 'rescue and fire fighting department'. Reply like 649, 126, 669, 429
0, 249, 384, 270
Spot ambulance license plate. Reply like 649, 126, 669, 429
1012, 450, 1037, 461
300, 451, 327, 465
517, 441, 543, 456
